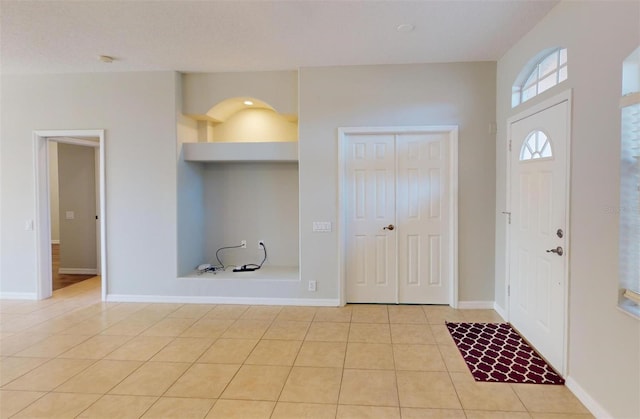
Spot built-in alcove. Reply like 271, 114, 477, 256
177, 96, 300, 282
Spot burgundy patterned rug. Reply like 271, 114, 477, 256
446, 322, 564, 385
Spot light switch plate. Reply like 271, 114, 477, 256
65, 211, 75, 220
312, 221, 332, 232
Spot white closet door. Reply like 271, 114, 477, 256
345, 134, 398, 303
397, 133, 450, 304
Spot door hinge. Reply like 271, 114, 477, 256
507, 285, 510, 297
501, 211, 511, 224
508, 140, 512, 152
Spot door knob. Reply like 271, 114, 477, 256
546, 246, 564, 256
383, 224, 395, 231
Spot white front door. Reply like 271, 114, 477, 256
508, 99, 569, 373
345, 129, 453, 304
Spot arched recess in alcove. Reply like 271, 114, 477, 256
197, 97, 298, 143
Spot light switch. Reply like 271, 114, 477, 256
24, 220, 34, 231
65, 211, 75, 220
312, 221, 332, 232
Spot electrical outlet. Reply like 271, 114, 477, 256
308, 280, 317, 292
240, 240, 247, 248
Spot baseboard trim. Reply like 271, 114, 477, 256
457, 300, 495, 309
58, 268, 98, 275
106, 294, 341, 307
565, 376, 611, 418
0, 292, 37, 300
493, 302, 508, 321
51, 240, 60, 244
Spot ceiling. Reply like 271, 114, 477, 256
0, 1, 558, 75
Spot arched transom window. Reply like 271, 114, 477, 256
513, 48, 568, 108
520, 130, 553, 161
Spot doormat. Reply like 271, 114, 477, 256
446, 322, 564, 385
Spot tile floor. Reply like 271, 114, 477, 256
0, 277, 593, 418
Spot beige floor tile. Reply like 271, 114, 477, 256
167, 304, 215, 319
391, 323, 436, 344
0, 390, 45, 418
393, 344, 447, 371
349, 323, 391, 343
78, 394, 158, 418
109, 361, 190, 396
240, 306, 282, 320
295, 341, 346, 368
13, 334, 90, 358
150, 337, 214, 362
263, 320, 310, 340
100, 318, 158, 336
438, 343, 469, 372
388, 306, 428, 324
345, 342, 395, 369
104, 336, 174, 361
142, 397, 215, 418
279, 366, 342, 403
271, 402, 337, 419
0, 356, 49, 386
351, 305, 389, 323
57, 318, 112, 335
55, 359, 143, 394
0, 331, 51, 356
206, 399, 275, 419
465, 411, 532, 419
339, 369, 399, 406
337, 405, 401, 419
529, 413, 593, 419
306, 322, 350, 342
430, 324, 456, 345
222, 319, 271, 339
245, 339, 302, 366
401, 407, 467, 418
512, 384, 591, 414
58, 334, 132, 359
423, 306, 466, 324
198, 338, 258, 364
396, 371, 461, 409
135, 303, 183, 317
2, 358, 94, 391
204, 305, 249, 320
461, 309, 504, 323
164, 363, 240, 398
314, 307, 352, 323
221, 364, 290, 401
450, 371, 525, 411
277, 307, 317, 322
181, 319, 234, 338
141, 317, 197, 337
12, 392, 100, 418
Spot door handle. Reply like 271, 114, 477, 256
546, 246, 564, 256
383, 224, 395, 231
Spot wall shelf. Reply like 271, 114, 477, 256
183, 142, 298, 162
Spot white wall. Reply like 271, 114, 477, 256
0, 72, 178, 295
299, 63, 497, 302
48, 142, 60, 243
495, 2, 640, 417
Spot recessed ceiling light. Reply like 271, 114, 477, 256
396, 23, 415, 33
243, 100, 254, 106
98, 55, 114, 63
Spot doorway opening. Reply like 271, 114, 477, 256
34, 130, 106, 301
338, 126, 459, 307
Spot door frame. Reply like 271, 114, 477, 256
505, 90, 572, 376
338, 125, 459, 307
33, 129, 107, 301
